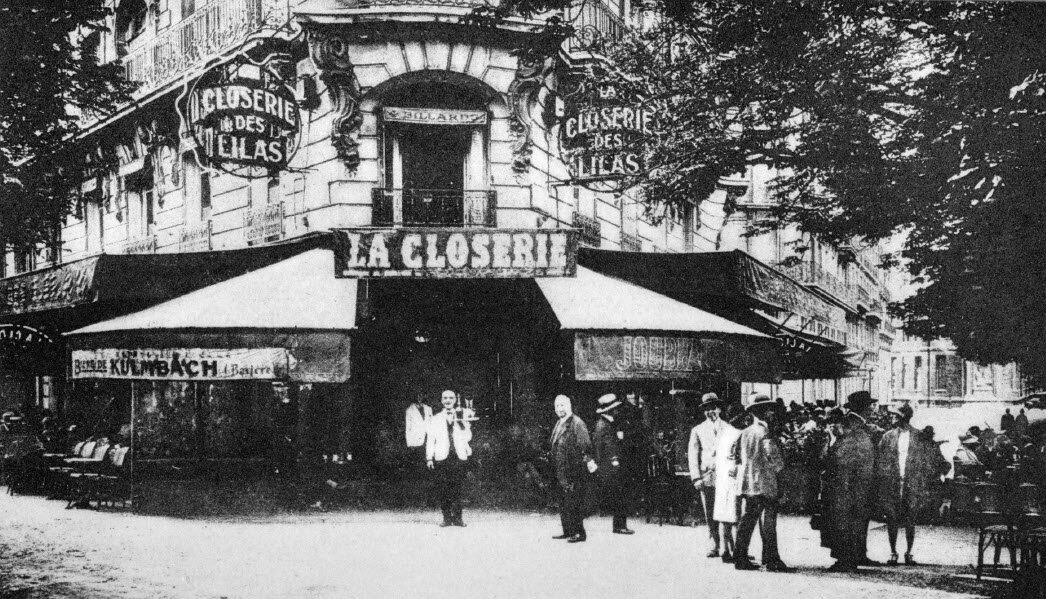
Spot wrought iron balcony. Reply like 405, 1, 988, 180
122, 0, 290, 99
779, 261, 854, 308
371, 189, 497, 228
565, 0, 627, 54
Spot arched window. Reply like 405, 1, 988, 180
116, 0, 149, 45
376, 80, 492, 227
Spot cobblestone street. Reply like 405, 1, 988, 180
0, 491, 1007, 599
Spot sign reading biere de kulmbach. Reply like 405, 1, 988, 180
334, 229, 577, 278
71, 348, 289, 381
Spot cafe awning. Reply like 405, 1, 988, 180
535, 266, 782, 383
67, 249, 356, 383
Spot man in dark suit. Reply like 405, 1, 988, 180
550, 394, 597, 543
842, 390, 880, 566
593, 393, 634, 535
732, 393, 792, 572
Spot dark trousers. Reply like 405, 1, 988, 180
602, 473, 629, 530
559, 480, 587, 537
735, 495, 780, 564
434, 458, 466, 523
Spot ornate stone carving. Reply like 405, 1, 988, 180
308, 29, 363, 173
508, 54, 557, 174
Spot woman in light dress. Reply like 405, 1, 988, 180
712, 403, 748, 562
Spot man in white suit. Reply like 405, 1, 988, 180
427, 389, 473, 527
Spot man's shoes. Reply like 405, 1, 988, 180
453, 520, 467, 527
765, 561, 795, 573
552, 534, 572, 539
613, 528, 635, 535
706, 549, 720, 558
567, 534, 586, 543
439, 521, 453, 527
887, 553, 899, 566
827, 561, 858, 573
859, 557, 882, 567
721, 551, 734, 563
903, 553, 917, 566
734, 559, 759, 571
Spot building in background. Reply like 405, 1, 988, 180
888, 335, 1028, 405
0, 0, 895, 485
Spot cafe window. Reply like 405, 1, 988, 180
378, 82, 490, 227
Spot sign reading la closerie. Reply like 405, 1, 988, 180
334, 229, 577, 278
185, 58, 301, 176
71, 348, 289, 381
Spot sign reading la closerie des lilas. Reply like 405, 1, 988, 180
184, 55, 301, 178
559, 82, 656, 191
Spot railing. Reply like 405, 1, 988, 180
780, 262, 853, 308
122, 0, 290, 99
179, 221, 212, 252
244, 203, 284, 243
573, 212, 601, 247
565, 0, 626, 53
371, 189, 497, 228
124, 235, 157, 255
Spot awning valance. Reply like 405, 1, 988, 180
536, 266, 781, 383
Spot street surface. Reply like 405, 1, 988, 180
0, 491, 1006, 599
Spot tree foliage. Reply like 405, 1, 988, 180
552, 1, 1046, 380
0, 1, 132, 252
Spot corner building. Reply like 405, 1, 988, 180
0, 0, 892, 498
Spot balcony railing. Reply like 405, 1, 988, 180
565, 0, 626, 53
780, 262, 853, 307
122, 0, 290, 99
371, 189, 496, 228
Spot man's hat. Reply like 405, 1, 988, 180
846, 390, 876, 413
699, 392, 722, 410
959, 433, 980, 446
723, 402, 747, 426
596, 393, 623, 414
887, 404, 914, 420
745, 393, 775, 413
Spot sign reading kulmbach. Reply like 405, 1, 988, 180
71, 348, 289, 381
334, 229, 577, 278
184, 55, 301, 178
559, 83, 655, 191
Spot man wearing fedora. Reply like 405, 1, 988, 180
731, 393, 792, 572
841, 390, 881, 566
593, 393, 634, 535
550, 394, 598, 543
877, 404, 950, 566
688, 392, 725, 557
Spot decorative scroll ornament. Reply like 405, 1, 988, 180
307, 29, 363, 173
508, 54, 557, 175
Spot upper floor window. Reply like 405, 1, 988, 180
117, 0, 150, 45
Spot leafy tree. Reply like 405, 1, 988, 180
0, 1, 132, 254
536, 0, 1046, 381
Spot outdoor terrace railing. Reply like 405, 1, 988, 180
371, 189, 497, 228
122, 0, 290, 99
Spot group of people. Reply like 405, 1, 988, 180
686, 390, 950, 573
404, 389, 647, 540
953, 408, 1042, 484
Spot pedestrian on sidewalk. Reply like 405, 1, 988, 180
820, 408, 875, 573
877, 404, 950, 566
712, 402, 747, 563
593, 393, 634, 535
550, 394, 597, 543
732, 394, 792, 572
426, 389, 472, 527
688, 392, 725, 557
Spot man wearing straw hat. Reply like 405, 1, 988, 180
732, 393, 792, 572
593, 393, 634, 535
688, 392, 725, 557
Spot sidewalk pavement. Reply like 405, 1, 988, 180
0, 490, 1006, 599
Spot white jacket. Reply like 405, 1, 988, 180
426, 410, 472, 462
405, 403, 432, 448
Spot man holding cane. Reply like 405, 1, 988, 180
688, 392, 725, 557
